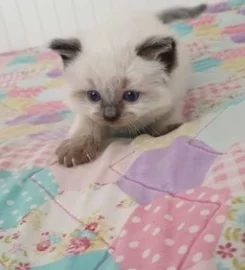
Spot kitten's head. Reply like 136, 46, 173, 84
50, 5, 206, 128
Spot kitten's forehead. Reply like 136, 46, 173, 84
98, 76, 127, 91
68, 46, 133, 90
81, 12, 174, 61
94, 76, 128, 103
66, 12, 174, 92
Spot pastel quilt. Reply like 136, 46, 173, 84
1, 1, 245, 269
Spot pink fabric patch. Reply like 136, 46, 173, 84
9, 87, 43, 98
0, 139, 57, 170
204, 142, 245, 195
0, 72, 23, 88
26, 101, 65, 114
111, 187, 229, 270
184, 78, 240, 119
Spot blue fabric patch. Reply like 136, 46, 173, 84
170, 23, 193, 36
32, 251, 120, 270
0, 168, 58, 229
8, 56, 36, 66
193, 58, 222, 72
228, 0, 245, 8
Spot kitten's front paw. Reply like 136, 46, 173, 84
56, 137, 99, 167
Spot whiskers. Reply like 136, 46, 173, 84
127, 119, 142, 138
126, 119, 158, 138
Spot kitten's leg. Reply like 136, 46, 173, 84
147, 106, 183, 137
56, 114, 107, 167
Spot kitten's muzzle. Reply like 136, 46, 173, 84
103, 105, 120, 122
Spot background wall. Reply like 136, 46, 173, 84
0, 0, 217, 54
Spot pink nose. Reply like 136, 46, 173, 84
103, 106, 119, 121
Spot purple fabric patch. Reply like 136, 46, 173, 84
231, 34, 245, 43
7, 112, 63, 125
117, 136, 219, 205
207, 2, 231, 13
239, 8, 245, 15
47, 68, 62, 78
28, 127, 68, 141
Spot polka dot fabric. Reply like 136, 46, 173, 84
204, 142, 245, 197
111, 187, 229, 270
0, 167, 58, 229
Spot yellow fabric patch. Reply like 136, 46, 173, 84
2, 97, 36, 111
194, 25, 221, 37
46, 79, 67, 88
131, 118, 204, 151
0, 124, 47, 140
0, 104, 17, 120
222, 57, 245, 70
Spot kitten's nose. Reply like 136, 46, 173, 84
103, 105, 119, 121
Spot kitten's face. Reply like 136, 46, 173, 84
50, 13, 180, 129
65, 50, 175, 129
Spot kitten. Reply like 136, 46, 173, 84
50, 4, 206, 167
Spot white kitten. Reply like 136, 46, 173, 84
50, 4, 206, 167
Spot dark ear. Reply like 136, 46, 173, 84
158, 4, 207, 24
49, 38, 82, 66
136, 36, 177, 73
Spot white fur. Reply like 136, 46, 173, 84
64, 12, 190, 137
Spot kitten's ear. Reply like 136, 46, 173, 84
49, 38, 82, 66
158, 4, 207, 24
136, 36, 177, 73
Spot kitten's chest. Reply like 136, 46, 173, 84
110, 126, 145, 138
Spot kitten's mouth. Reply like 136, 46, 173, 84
105, 119, 146, 137
104, 120, 125, 128
104, 117, 137, 129
92, 113, 136, 128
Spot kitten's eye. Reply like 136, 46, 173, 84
123, 90, 140, 102
87, 90, 101, 102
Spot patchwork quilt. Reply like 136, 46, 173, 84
1, 1, 245, 269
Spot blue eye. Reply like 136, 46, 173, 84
87, 90, 101, 102
123, 90, 140, 102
